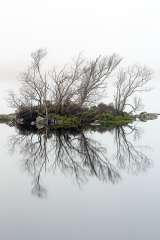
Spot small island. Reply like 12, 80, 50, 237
1, 49, 158, 130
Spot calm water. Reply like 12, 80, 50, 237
0, 119, 160, 240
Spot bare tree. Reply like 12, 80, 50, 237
113, 65, 152, 114
21, 49, 49, 114
77, 54, 122, 107
49, 53, 122, 113
8, 50, 122, 115
7, 90, 26, 110
49, 54, 84, 113
8, 49, 50, 119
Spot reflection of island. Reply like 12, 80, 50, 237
9, 125, 151, 198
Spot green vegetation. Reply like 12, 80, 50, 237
99, 113, 134, 127
48, 114, 81, 129
47, 110, 134, 129
13, 103, 135, 130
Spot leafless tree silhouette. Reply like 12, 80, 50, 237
8, 49, 50, 120
8, 50, 122, 115
76, 54, 122, 107
113, 65, 152, 114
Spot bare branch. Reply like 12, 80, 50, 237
77, 54, 122, 107
113, 65, 152, 114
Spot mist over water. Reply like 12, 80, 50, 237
0, 0, 160, 113
0, 1, 160, 239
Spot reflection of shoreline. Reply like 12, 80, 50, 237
9, 125, 151, 198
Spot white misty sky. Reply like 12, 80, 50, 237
0, 0, 160, 113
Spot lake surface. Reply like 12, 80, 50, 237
0, 119, 160, 240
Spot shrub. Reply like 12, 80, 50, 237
96, 103, 116, 114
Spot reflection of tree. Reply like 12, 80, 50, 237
9, 125, 151, 198
31, 175, 47, 198
114, 125, 151, 174
52, 131, 120, 184
10, 128, 49, 198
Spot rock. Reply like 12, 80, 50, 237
90, 120, 101, 126
30, 121, 36, 126
56, 120, 63, 125
48, 119, 55, 125
138, 112, 158, 121
36, 116, 47, 125
48, 119, 62, 125
17, 118, 24, 124
36, 116, 47, 129
35, 116, 64, 128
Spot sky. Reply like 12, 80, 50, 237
0, 0, 160, 113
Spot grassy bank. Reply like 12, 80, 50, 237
0, 112, 134, 129
0, 114, 16, 123
99, 113, 134, 127
47, 112, 134, 129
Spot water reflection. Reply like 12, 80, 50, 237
114, 125, 151, 174
9, 124, 151, 198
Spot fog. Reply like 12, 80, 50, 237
0, 0, 160, 113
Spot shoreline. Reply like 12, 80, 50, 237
0, 112, 158, 130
